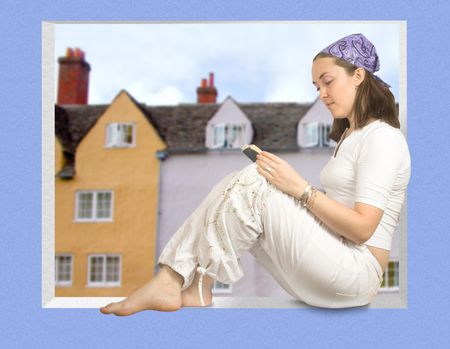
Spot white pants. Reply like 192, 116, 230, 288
158, 163, 383, 308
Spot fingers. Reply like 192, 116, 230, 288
256, 153, 277, 169
256, 163, 273, 180
260, 151, 282, 164
256, 157, 273, 173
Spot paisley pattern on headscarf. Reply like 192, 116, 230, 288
320, 33, 391, 88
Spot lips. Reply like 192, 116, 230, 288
326, 102, 334, 107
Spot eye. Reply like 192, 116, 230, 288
316, 80, 333, 92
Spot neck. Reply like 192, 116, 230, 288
347, 114, 356, 131
347, 116, 378, 132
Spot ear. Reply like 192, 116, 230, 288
354, 67, 366, 87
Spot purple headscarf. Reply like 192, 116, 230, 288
319, 33, 391, 88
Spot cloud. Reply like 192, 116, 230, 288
55, 22, 402, 105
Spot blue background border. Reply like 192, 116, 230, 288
1, 0, 449, 347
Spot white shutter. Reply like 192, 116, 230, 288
116, 124, 123, 146
111, 123, 120, 147
106, 123, 114, 147
213, 123, 225, 148
304, 121, 319, 147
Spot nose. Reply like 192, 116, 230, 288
319, 87, 328, 100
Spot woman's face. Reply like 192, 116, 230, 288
312, 57, 358, 120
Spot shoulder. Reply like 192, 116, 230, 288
361, 121, 407, 149
357, 121, 410, 168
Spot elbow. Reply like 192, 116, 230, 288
354, 236, 367, 245
358, 228, 375, 245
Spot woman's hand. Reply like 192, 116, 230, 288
255, 151, 309, 199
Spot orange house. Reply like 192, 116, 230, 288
55, 90, 166, 296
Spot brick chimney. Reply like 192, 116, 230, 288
57, 47, 90, 105
196, 72, 217, 104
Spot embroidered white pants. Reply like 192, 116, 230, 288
157, 163, 383, 308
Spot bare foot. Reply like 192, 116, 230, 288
99, 266, 183, 316
181, 271, 213, 307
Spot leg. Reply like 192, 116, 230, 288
100, 166, 252, 314
100, 265, 184, 316
157, 163, 269, 305
181, 271, 214, 307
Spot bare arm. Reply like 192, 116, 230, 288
305, 191, 384, 244
256, 151, 383, 245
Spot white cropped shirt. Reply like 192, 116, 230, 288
319, 119, 411, 250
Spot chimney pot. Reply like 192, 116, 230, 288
209, 72, 214, 87
66, 48, 74, 58
201, 78, 207, 88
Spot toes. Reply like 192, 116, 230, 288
100, 302, 121, 315
100, 302, 134, 316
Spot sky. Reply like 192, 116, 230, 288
54, 22, 401, 106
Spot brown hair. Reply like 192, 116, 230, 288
313, 52, 400, 143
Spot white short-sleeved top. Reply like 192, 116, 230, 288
319, 119, 411, 250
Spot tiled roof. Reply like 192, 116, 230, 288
55, 93, 312, 154
55, 104, 108, 154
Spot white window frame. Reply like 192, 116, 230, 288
303, 121, 319, 147
55, 254, 73, 287
105, 122, 136, 148
74, 190, 114, 222
211, 280, 233, 294
87, 254, 122, 287
379, 260, 399, 292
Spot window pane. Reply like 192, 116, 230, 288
326, 125, 331, 144
214, 124, 225, 147
224, 124, 229, 148
227, 124, 240, 148
106, 256, 120, 282
381, 261, 399, 288
306, 123, 319, 146
78, 193, 93, 219
388, 265, 395, 287
55, 256, 72, 282
214, 126, 218, 144
96, 192, 111, 219
214, 280, 230, 290
90, 257, 104, 282
126, 125, 133, 144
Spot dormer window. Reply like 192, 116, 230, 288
212, 123, 246, 149
106, 122, 135, 148
302, 122, 332, 148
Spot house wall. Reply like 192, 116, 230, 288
55, 137, 64, 174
